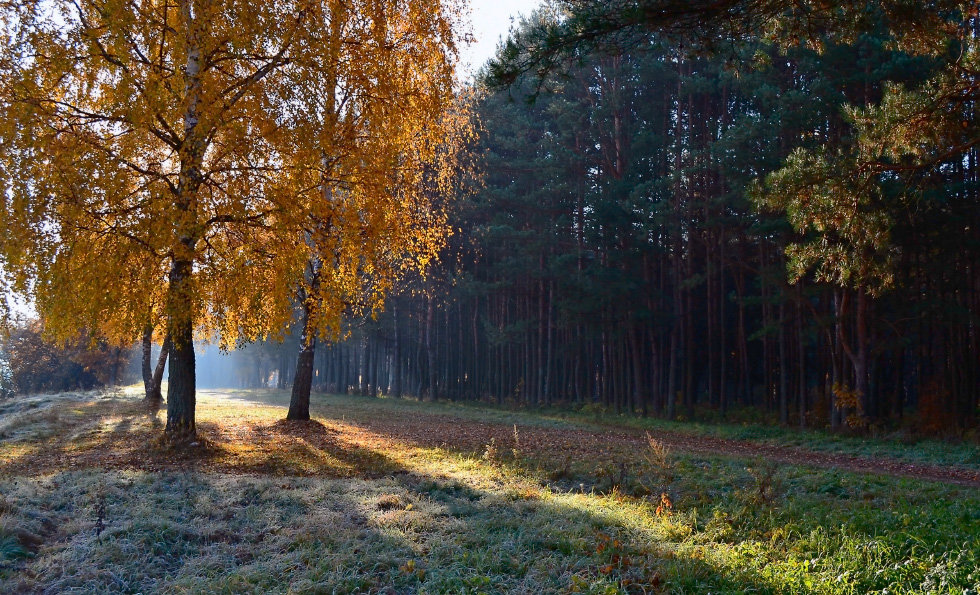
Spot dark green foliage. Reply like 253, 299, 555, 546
257, 3, 979, 436
486, 0, 966, 90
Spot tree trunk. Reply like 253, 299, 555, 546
143, 326, 169, 410
779, 300, 789, 425
797, 295, 807, 428
666, 324, 678, 420
854, 288, 871, 421
288, 301, 317, 420
164, 0, 203, 444
425, 294, 436, 400
141, 325, 157, 406
543, 280, 554, 406
165, 258, 196, 443
630, 326, 645, 416
152, 336, 170, 395
392, 300, 402, 399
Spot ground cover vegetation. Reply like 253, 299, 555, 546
0, 388, 977, 594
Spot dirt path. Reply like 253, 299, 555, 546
3, 391, 977, 488
344, 411, 980, 488
637, 428, 980, 487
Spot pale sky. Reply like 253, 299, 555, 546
460, 0, 543, 76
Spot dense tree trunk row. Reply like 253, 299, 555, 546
260, 243, 976, 434
255, 24, 979, 435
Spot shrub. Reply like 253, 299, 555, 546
2, 320, 134, 395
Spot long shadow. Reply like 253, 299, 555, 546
10, 389, 971, 593
0, 390, 434, 479
3, 437, 775, 594
0, 392, 776, 592
199, 388, 980, 593
0, 396, 156, 475
203, 418, 406, 478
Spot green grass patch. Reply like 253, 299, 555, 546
0, 387, 977, 593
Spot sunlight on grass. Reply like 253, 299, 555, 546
0, 387, 977, 593
0, 442, 38, 465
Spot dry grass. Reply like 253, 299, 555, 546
0, 387, 977, 594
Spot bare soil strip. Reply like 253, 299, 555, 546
345, 412, 980, 488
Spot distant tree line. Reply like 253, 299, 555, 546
255, 5, 979, 435
0, 321, 136, 396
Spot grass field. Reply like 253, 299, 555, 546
0, 387, 978, 594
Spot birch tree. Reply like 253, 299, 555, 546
0, 0, 466, 442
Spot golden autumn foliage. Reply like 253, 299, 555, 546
0, 0, 472, 440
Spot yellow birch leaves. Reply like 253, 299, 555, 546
0, 0, 472, 346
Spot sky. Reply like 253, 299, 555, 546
460, 0, 543, 76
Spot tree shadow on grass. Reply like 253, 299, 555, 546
0, 391, 780, 592
0, 396, 157, 474
2, 449, 775, 594
202, 418, 405, 478
0, 396, 401, 480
